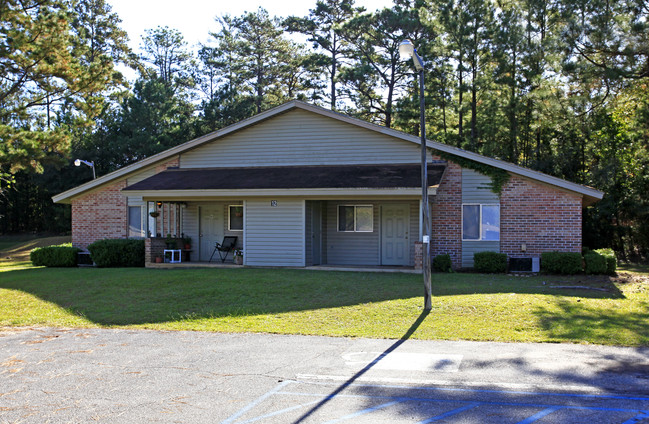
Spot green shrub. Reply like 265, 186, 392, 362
584, 252, 607, 274
541, 251, 583, 274
594, 248, 617, 275
30, 244, 80, 267
473, 251, 507, 273
87, 239, 145, 267
432, 254, 452, 273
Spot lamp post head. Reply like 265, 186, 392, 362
74, 158, 96, 178
399, 39, 415, 61
399, 39, 424, 71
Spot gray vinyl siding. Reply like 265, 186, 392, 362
127, 168, 155, 186
244, 199, 305, 267
325, 202, 380, 265
179, 109, 427, 168
462, 241, 500, 267
126, 196, 145, 207
462, 169, 499, 203
461, 168, 501, 267
322, 200, 419, 266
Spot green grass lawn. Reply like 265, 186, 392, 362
1, 264, 647, 346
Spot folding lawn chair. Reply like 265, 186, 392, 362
209, 236, 238, 263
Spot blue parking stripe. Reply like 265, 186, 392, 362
322, 400, 403, 423
279, 389, 644, 414
516, 406, 563, 424
621, 411, 649, 424
416, 402, 481, 423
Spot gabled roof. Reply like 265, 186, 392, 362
122, 164, 446, 191
53, 100, 604, 204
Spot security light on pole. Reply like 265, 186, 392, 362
399, 39, 432, 310
74, 158, 96, 179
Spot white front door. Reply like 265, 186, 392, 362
381, 204, 410, 266
199, 205, 223, 261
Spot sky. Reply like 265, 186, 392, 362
108, 0, 395, 53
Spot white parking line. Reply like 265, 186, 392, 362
221, 380, 294, 424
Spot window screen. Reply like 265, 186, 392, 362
462, 205, 480, 240
463, 204, 499, 241
128, 206, 143, 238
338, 205, 373, 232
229, 205, 243, 231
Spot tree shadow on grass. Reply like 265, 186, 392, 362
0, 267, 426, 326
0, 267, 630, 327
533, 298, 649, 346
432, 272, 626, 299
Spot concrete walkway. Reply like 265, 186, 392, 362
1, 328, 648, 423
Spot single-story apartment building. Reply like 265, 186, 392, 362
53, 101, 604, 269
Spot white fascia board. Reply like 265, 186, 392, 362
126, 187, 438, 200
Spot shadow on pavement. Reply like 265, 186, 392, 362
291, 310, 430, 423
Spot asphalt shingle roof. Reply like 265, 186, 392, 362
122, 164, 446, 191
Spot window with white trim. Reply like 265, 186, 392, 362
128, 206, 144, 238
338, 205, 373, 232
462, 204, 500, 241
229, 205, 243, 231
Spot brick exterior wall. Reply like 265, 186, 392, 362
431, 158, 462, 269
71, 180, 128, 249
68, 152, 584, 265
70, 157, 180, 250
500, 175, 582, 258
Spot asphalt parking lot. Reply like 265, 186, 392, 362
1, 328, 648, 423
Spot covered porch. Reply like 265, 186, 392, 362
123, 163, 446, 268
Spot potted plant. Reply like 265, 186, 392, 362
233, 249, 243, 265
149, 211, 160, 218
155, 256, 163, 263
183, 236, 192, 250
165, 234, 177, 249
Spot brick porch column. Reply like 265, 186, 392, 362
414, 241, 423, 270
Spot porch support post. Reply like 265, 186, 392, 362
146, 201, 150, 237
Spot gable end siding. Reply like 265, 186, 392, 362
461, 169, 500, 267
179, 109, 425, 168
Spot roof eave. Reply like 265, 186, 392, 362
52, 100, 604, 204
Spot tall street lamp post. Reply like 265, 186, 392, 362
399, 39, 432, 310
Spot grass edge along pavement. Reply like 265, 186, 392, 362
1, 261, 647, 346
